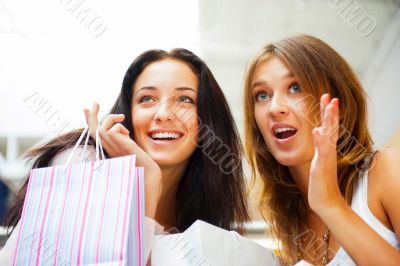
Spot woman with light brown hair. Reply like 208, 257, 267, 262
243, 34, 400, 265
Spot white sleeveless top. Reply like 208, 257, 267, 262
327, 170, 400, 266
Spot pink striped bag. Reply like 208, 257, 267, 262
12, 128, 145, 266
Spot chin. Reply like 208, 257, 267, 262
149, 152, 189, 168
153, 157, 176, 166
272, 151, 310, 167
275, 156, 298, 167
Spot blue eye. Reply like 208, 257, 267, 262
139, 96, 155, 103
289, 83, 301, 93
255, 91, 270, 102
179, 96, 194, 104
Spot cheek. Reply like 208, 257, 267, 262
296, 114, 316, 149
289, 99, 316, 133
293, 98, 318, 125
185, 115, 199, 140
180, 112, 199, 146
254, 105, 269, 137
131, 108, 149, 136
177, 107, 198, 130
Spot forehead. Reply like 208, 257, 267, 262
133, 59, 198, 91
252, 57, 293, 84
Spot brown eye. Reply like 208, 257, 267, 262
139, 96, 155, 103
179, 96, 194, 104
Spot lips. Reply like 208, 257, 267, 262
271, 123, 297, 140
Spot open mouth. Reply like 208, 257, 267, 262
148, 130, 184, 141
272, 125, 297, 140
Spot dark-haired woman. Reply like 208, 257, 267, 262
0, 48, 249, 265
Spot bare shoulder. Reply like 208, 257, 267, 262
370, 147, 400, 235
371, 147, 400, 185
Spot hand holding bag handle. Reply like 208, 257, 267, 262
84, 103, 162, 218
63, 126, 105, 172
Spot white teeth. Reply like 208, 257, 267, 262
275, 127, 296, 134
151, 132, 181, 139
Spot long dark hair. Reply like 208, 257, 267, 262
5, 48, 249, 234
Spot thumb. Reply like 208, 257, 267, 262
83, 102, 100, 139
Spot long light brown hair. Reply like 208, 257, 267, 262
243, 35, 374, 264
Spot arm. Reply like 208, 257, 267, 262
318, 193, 400, 265
380, 148, 400, 242
309, 94, 400, 265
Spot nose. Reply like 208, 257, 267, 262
154, 98, 176, 122
268, 94, 289, 118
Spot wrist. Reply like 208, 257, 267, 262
145, 199, 158, 218
315, 197, 349, 221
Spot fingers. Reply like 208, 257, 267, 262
322, 98, 339, 133
83, 103, 137, 158
313, 127, 322, 147
322, 101, 332, 134
315, 95, 339, 154
109, 122, 130, 136
101, 114, 126, 131
83, 102, 127, 137
328, 98, 339, 143
83, 102, 100, 140
320, 94, 330, 124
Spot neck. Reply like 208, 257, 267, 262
289, 162, 326, 234
155, 161, 188, 229
288, 161, 311, 199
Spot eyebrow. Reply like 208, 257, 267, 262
251, 80, 267, 90
175, 87, 197, 93
135, 86, 197, 95
251, 72, 295, 90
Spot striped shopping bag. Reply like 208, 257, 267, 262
12, 130, 145, 266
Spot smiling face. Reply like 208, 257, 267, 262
131, 59, 199, 168
252, 56, 315, 167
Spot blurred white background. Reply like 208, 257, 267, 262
1, 0, 400, 246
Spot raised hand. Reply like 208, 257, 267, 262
308, 94, 346, 214
83, 102, 162, 218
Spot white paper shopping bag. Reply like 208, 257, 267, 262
152, 220, 281, 266
12, 128, 145, 266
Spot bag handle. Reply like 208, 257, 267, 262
95, 126, 106, 161
63, 126, 105, 170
